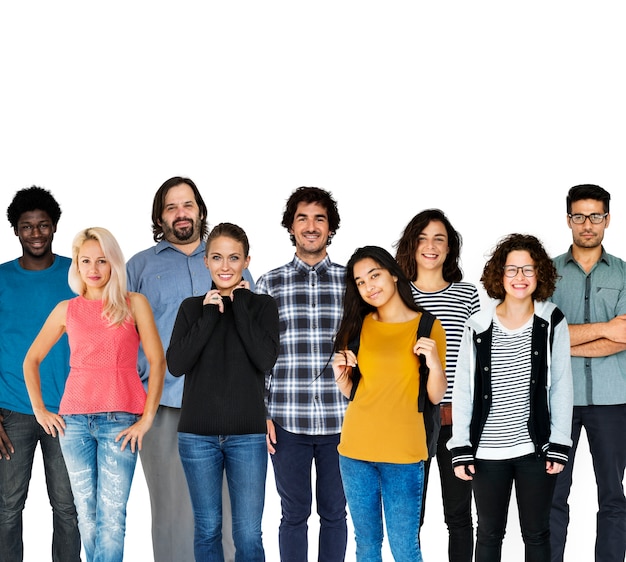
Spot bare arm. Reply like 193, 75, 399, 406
569, 315, 626, 356
115, 293, 165, 452
23, 301, 69, 438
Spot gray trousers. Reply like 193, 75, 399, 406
140, 405, 235, 562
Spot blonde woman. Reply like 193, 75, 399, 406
23, 227, 165, 562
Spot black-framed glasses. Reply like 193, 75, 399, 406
568, 213, 608, 225
503, 265, 536, 278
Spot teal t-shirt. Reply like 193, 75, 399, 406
0, 255, 74, 414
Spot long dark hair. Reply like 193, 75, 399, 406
333, 245, 425, 352
394, 208, 463, 283
151, 176, 208, 242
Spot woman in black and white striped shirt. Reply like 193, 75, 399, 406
395, 208, 480, 562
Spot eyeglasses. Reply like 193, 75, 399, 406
568, 213, 608, 225
503, 265, 536, 278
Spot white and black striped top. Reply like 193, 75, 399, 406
410, 281, 481, 403
476, 315, 535, 460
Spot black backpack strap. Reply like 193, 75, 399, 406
417, 310, 436, 412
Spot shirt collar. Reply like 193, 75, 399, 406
154, 239, 206, 257
290, 253, 332, 275
564, 245, 610, 266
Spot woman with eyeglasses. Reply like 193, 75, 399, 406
448, 233, 574, 562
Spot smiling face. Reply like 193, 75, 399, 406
204, 235, 251, 295
159, 183, 203, 246
353, 257, 399, 308
414, 219, 450, 274
289, 201, 331, 265
77, 238, 111, 295
15, 209, 56, 262
502, 249, 537, 302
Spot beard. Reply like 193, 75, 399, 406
573, 230, 603, 249
163, 218, 200, 243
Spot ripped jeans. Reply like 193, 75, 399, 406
60, 413, 139, 562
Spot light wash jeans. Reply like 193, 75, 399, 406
178, 432, 267, 562
339, 455, 424, 562
60, 412, 139, 562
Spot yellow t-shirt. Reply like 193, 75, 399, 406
338, 312, 446, 464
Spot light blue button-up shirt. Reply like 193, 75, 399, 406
127, 240, 254, 407
552, 246, 626, 406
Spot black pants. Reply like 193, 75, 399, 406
422, 424, 474, 562
550, 404, 626, 562
472, 454, 557, 562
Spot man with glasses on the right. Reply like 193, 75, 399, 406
550, 184, 626, 562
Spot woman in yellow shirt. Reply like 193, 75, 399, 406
332, 245, 447, 562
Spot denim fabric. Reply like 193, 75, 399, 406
472, 455, 557, 562
60, 412, 139, 562
178, 432, 267, 562
550, 404, 626, 562
339, 455, 424, 562
422, 424, 474, 562
0, 409, 81, 562
270, 423, 347, 562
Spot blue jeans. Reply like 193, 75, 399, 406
178, 432, 267, 562
339, 455, 424, 562
472, 455, 557, 562
550, 404, 626, 562
0, 409, 81, 562
60, 412, 139, 562
271, 424, 347, 562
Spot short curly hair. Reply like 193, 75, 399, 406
281, 186, 340, 247
7, 186, 62, 229
480, 233, 558, 302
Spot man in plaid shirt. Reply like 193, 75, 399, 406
256, 186, 348, 561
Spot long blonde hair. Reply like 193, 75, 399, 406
69, 227, 131, 326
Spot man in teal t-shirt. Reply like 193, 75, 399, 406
0, 186, 80, 562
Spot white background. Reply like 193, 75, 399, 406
2, 2, 624, 560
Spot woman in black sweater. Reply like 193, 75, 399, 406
167, 223, 279, 562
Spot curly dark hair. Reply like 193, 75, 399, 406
394, 208, 463, 283
333, 245, 424, 351
281, 186, 340, 247
7, 186, 62, 229
480, 233, 558, 302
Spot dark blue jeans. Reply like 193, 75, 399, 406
423, 424, 474, 562
270, 423, 347, 562
0, 409, 81, 562
472, 454, 557, 562
550, 404, 626, 562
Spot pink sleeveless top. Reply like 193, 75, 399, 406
59, 296, 146, 415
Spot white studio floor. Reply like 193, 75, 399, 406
21, 432, 601, 561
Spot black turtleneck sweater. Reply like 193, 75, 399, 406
166, 288, 279, 436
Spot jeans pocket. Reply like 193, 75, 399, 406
109, 412, 140, 424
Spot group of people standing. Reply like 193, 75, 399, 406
0, 180, 624, 562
